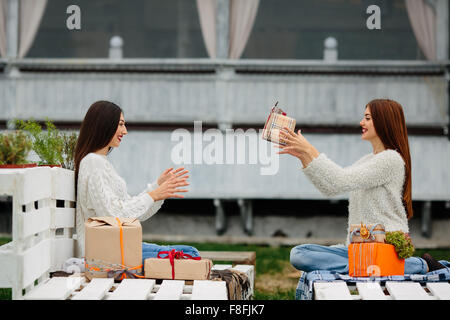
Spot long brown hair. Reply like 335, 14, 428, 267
74, 100, 123, 196
367, 99, 413, 219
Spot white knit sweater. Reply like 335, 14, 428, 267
75, 152, 164, 257
302, 149, 409, 244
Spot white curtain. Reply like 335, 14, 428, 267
196, 0, 259, 59
0, 0, 47, 58
229, 0, 259, 59
196, 0, 217, 58
405, 0, 437, 60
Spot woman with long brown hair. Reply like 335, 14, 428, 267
74, 100, 189, 258
280, 99, 445, 274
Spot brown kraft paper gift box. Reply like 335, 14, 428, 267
144, 258, 212, 280
84, 217, 142, 280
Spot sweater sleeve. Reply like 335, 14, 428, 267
302, 151, 404, 197
86, 167, 159, 221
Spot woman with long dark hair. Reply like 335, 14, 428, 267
74, 100, 189, 257
278, 99, 446, 274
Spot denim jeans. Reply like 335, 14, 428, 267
141, 242, 200, 266
290, 243, 430, 275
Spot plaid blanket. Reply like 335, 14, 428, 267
296, 261, 450, 300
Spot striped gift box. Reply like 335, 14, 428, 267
262, 105, 296, 145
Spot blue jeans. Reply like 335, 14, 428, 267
141, 242, 200, 266
290, 244, 431, 275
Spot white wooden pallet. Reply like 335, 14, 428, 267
314, 281, 450, 300
22, 263, 254, 300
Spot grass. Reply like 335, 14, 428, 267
0, 237, 449, 300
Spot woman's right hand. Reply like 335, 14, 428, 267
148, 175, 189, 201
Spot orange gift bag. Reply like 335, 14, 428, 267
348, 243, 405, 277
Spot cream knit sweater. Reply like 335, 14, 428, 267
302, 149, 409, 244
75, 152, 164, 257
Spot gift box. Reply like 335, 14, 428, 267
349, 223, 386, 243
348, 243, 404, 277
84, 217, 143, 281
144, 249, 212, 280
262, 102, 296, 145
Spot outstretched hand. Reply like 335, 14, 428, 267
157, 167, 189, 186
149, 167, 190, 201
276, 127, 320, 167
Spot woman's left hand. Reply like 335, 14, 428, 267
157, 167, 189, 186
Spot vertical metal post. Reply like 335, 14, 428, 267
215, 0, 229, 59
435, 0, 449, 61
421, 201, 432, 238
214, 198, 227, 235
6, 0, 19, 59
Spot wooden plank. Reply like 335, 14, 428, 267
426, 282, 450, 300
199, 251, 256, 265
50, 238, 74, 272
21, 207, 51, 238
21, 167, 52, 205
21, 238, 51, 288
51, 208, 75, 229
72, 278, 114, 300
356, 282, 388, 300
386, 282, 434, 300
314, 282, 353, 300
191, 280, 227, 300
107, 279, 155, 300
24, 276, 83, 300
211, 264, 232, 271
153, 280, 185, 300
51, 167, 75, 201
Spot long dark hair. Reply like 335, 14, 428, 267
74, 100, 123, 195
367, 99, 413, 219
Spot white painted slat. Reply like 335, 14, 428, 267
21, 167, 52, 205
51, 208, 75, 228
153, 280, 185, 300
386, 282, 434, 300
21, 239, 51, 288
314, 282, 353, 300
211, 264, 232, 270
51, 168, 75, 201
24, 276, 83, 300
0, 244, 16, 287
72, 278, 114, 300
191, 280, 227, 300
50, 238, 74, 272
426, 282, 450, 300
107, 279, 155, 300
356, 282, 388, 300
21, 207, 51, 238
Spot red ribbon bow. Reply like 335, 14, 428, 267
157, 249, 201, 280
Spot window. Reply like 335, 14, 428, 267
28, 0, 207, 58
243, 0, 422, 60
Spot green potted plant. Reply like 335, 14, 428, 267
16, 119, 64, 167
385, 231, 415, 259
16, 119, 79, 170
0, 130, 36, 168
61, 131, 78, 170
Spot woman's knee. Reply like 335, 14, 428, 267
290, 244, 313, 271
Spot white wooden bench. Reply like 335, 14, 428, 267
0, 167, 254, 300
314, 281, 450, 300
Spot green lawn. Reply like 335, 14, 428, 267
1, 237, 449, 300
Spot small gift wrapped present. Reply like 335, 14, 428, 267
84, 217, 144, 281
349, 223, 386, 243
144, 249, 212, 280
348, 243, 404, 277
262, 102, 296, 145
